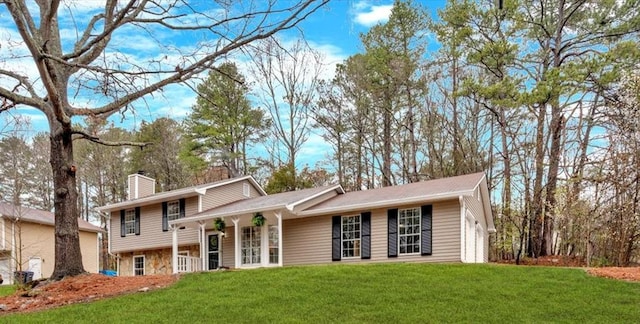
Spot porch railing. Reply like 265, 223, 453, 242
176, 255, 202, 273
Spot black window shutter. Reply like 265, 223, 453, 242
421, 205, 433, 255
388, 209, 398, 257
162, 202, 168, 232
332, 216, 341, 261
179, 198, 186, 218
361, 212, 371, 260
120, 210, 125, 237
135, 207, 141, 235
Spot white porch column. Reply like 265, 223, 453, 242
199, 221, 207, 271
232, 217, 240, 268
275, 211, 283, 267
172, 225, 178, 274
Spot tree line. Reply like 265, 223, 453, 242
1, 0, 639, 272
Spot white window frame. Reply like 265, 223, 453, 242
268, 225, 279, 264
341, 215, 361, 258
398, 207, 421, 255
241, 226, 261, 265
243, 183, 250, 197
125, 209, 136, 235
167, 200, 181, 221
133, 255, 145, 276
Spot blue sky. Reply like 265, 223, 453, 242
0, 0, 446, 167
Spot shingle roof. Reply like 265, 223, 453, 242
97, 175, 266, 212
300, 172, 486, 215
172, 185, 344, 224
0, 202, 103, 233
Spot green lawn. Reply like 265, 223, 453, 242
2, 263, 639, 323
0, 285, 15, 297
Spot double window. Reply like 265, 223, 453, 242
342, 215, 361, 258
240, 225, 280, 266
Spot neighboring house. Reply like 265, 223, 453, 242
98, 172, 495, 276
0, 203, 102, 284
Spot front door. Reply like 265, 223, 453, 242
207, 234, 220, 270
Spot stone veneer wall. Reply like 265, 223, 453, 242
119, 245, 200, 276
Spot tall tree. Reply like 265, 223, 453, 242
0, 0, 328, 279
249, 37, 323, 183
183, 63, 268, 178
130, 117, 191, 191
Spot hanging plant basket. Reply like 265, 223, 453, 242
213, 218, 226, 232
252, 212, 265, 227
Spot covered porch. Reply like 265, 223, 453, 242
169, 185, 344, 273
170, 210, 286, 273
168, 184, 343, 274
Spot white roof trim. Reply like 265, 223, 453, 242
285, 185, 344, 211
169, 205, 287, 226
96, 175, 264, 212
297, 190, 476, 217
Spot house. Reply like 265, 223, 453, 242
0, 202, 102, 284
97, 172, 495, 276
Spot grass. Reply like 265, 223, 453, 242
0, 285, 15, 297
2, 263, 639, 323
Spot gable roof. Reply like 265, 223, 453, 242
97, 175, 266, 213
299, 172, 488, 216
0, 202, 103, 233
170, 185, 344, 225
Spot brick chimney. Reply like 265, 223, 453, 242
128, 171, 156, 200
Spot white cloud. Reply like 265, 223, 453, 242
352, 1, 393, 27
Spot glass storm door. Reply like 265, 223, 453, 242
208, 234, 220, 270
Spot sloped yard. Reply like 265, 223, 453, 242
1, 263, 639, 322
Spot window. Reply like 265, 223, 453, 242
125, 209, 136, 235
241, 226, 261, 265
167, 200, 180, 221
342, 215, 361, 258
268, 226, 279, 264
243, 183, 250, 197
398, 207, 421, 254
133, 255, 145, 276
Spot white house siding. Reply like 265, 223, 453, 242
281, 200, 462, 266
200, 180, 261, 211
464, 195, 489, 262
110, 196, 200, 253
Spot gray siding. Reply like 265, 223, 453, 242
110, 196, 199, 253
282, 200, 462, 266
201, 180, 259, 211
291, 191, 339, 212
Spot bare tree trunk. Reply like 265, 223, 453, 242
50, 121, 85, 279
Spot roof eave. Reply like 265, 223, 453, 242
285, 185, 345, 211
298, 190, 476, 217
169, 204, 287, 226
96, 176, 266, 213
